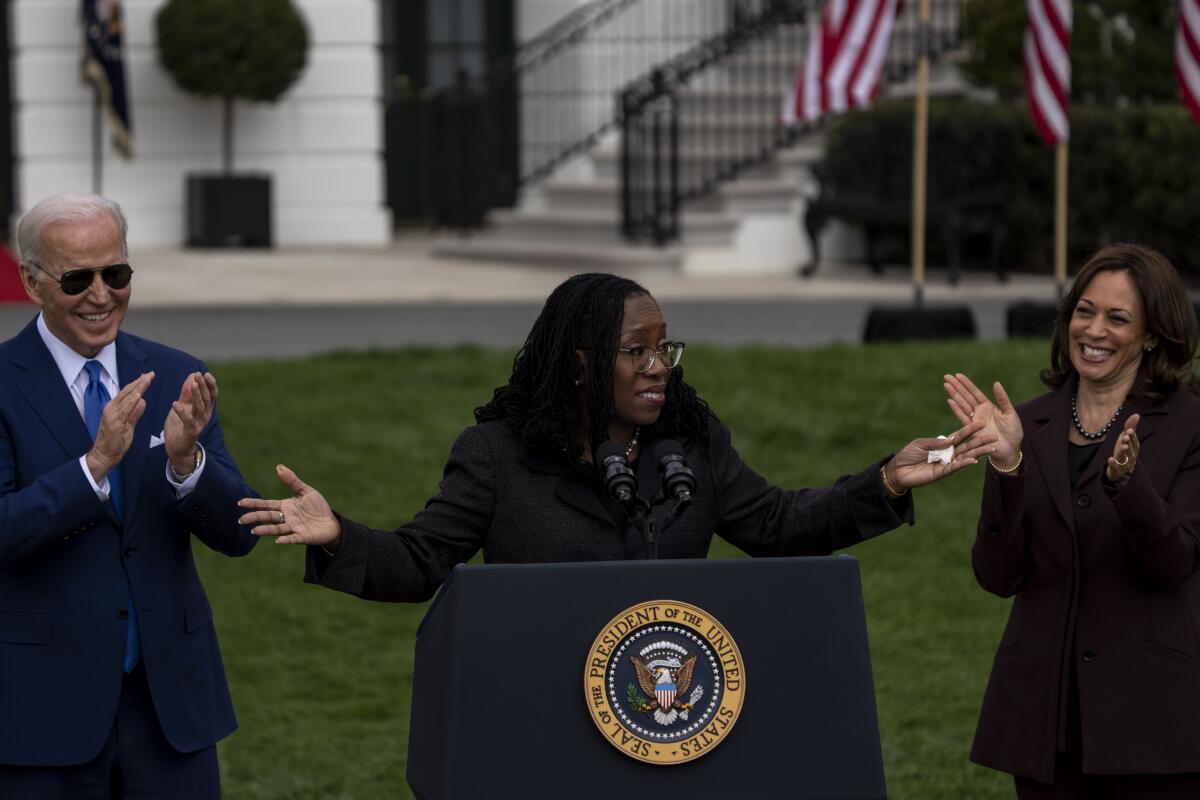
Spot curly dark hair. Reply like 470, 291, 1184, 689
475, 273, 712, 463
1042, 243, 1199, 398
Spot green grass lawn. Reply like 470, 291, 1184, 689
199, 340, 1050, 799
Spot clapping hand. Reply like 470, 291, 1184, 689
85, 371, 154, 483
944, 373, 1023, 470
164, 371, 217, 475
238, 465, 343, 549
1106, 413, 1141, 483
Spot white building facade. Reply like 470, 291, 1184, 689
12, 0, 390, 248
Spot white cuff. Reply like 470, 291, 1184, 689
165, 443, 207, 498
79, 455, 111, 502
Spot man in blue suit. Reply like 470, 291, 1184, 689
0, 193, 258, 797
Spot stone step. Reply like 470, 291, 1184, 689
645, 124, 792, 153
592, 145, 795, 181
719, 178, 799, 213
541, 180, 621, 213
486, 207, 739, 247
430, 236, 684, 271
543, 175, 800, 215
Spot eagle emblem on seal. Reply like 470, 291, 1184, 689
627, 641, 705, 726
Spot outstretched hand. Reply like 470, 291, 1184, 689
944, 373, 1023, 468
238, 465, 342, 549
886, 418, 998, 492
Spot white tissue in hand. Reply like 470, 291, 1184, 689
927, 435, 954, 465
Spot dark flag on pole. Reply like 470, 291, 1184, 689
82, 0, 133, 158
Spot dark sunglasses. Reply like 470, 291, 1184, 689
27, 262, 134, 296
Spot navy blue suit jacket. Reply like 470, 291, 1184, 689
0, 318, 258, 767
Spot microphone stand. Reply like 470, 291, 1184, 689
623, 489, 692, 561
620, 496, 657, 560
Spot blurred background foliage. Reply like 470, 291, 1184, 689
821, 101, 1200, 276
814, 1, 1200, 279
960, 0, 1178, 104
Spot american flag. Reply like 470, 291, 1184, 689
1024, 0, 1072, 148
782, 0, 903, 125
82, 0, 134, 158
1178, 0, 1200, 126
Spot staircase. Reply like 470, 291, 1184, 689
435, 137, 816, 271
431, 0, 967, 276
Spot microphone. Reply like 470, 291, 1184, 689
597, 442, 637, 504
653, 439, 695, 506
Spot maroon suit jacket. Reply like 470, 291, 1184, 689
970, 376, 1200, 783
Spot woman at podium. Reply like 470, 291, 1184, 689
239, 273, 994, 602
945, 244, 1200, 797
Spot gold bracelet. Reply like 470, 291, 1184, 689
989, 450, 1022, 474
880, 464, 907, 498
170, 445, 203, 481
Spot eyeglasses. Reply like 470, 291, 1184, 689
27, 262, 134, 296
616, 341, 686, 373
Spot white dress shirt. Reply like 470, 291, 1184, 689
35, 313, 206, 502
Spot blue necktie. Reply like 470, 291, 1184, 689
83, 360, 140, 673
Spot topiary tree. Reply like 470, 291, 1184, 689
157, 0, 309, 175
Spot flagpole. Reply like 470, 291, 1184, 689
92, 88, 103, 195
1054, 137, 1067, 297
910, 0, 931, 307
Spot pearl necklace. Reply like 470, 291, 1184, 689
624, 427, 641, 457
1071, 391, 1123, 441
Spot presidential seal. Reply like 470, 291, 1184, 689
584, 600, 745, 765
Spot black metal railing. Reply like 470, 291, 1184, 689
621, 0, 966, 244
430, 0, 764, 226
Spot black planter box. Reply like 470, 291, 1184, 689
862, 304, 977, 343
186, 174, 272, 248
1006, 301, 1060, 338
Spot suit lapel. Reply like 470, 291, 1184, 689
9, 319, 93, 461
115, 332, 159, 535
554, 478, 619, 529
522, 446, 619, 530
1027, 384, 1076, 534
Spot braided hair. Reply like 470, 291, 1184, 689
475, 273, 712, 464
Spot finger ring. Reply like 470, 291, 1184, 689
1115, 454, 1130, 467
277, 510, 286, 524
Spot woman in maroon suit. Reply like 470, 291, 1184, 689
945, 243, 1200, 798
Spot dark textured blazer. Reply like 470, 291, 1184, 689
970, 376, 1200, 783
0, 318, 258, 766
306, 418, 913, 602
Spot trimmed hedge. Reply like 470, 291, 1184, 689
822, 101, 1200, 276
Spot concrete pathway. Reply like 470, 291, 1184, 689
0, 234, 1064, 361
